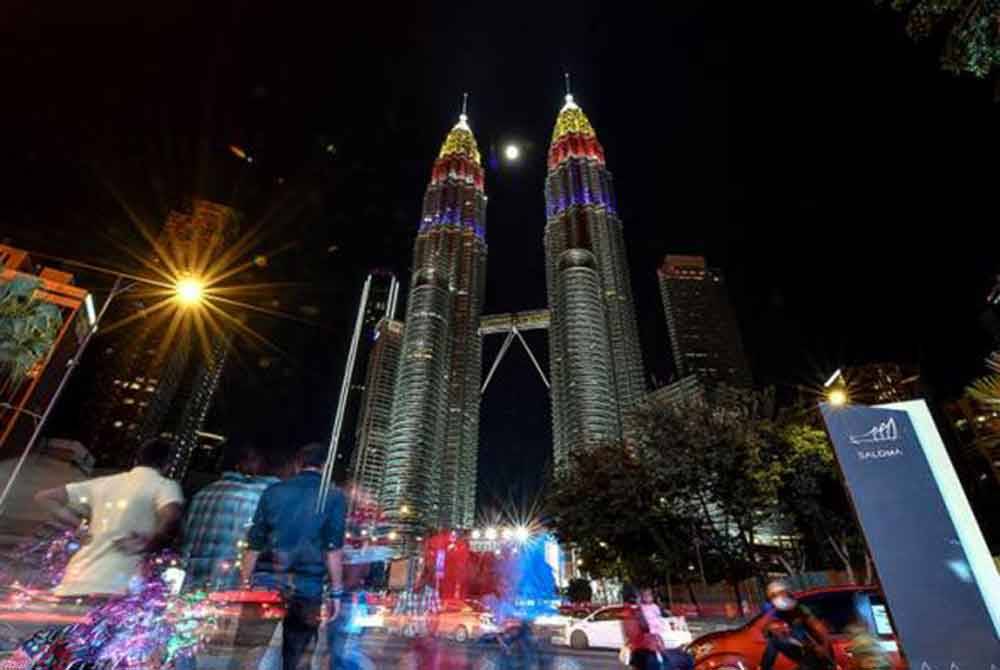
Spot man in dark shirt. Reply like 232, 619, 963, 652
242, 443, 346, 670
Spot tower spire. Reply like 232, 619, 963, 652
461, 91, 469, 117
561, 73, 578, 111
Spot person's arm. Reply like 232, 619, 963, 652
35, 486, 87, 529
242, 488, 271, 588
241, 550, 259, 587
322, 490, 347, 620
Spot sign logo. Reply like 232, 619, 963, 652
849, 417, 898, 445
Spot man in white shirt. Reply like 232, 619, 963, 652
35, 438, 185, 597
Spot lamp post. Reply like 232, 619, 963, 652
0, 269, 206, 514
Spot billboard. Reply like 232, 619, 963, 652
821, 400, 1000, 667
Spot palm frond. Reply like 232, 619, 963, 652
0, 274, 65, 381
967, 373, 1000, 406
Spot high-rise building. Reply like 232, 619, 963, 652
337, 272, 399, 475
657, 255, 752, 389
544, 93, 645, 465
350, 318, 403, 505
383, 110, 487, 540
0, 246, 94, 460
85, 199, 239, 476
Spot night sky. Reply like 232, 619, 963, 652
3, 3, 998, 508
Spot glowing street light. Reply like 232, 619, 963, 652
485, 527, 498, 541
175, 276, 205, 306
504, 144, 521, 161
471, 529, 482, 540
514, 526, 531, 543
827, 388, 848, 407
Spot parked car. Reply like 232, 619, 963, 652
552, 605, 693, 650
437, 599, 500, 642
687, 586, 905, 670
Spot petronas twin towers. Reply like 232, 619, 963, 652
379, 93, 644, 540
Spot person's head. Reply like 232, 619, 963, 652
640, 587, 655, 604
235, 445, 265, 476
297, 442, 328, 472
765, 580, 797, 612
135, 438, 173, 473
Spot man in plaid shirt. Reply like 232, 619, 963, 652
180, 447, 279, 591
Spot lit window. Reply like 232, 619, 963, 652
113, 421, 124, 428
146, 386, 156, 392
123, 398, 135, 405
129, 383, 141, 390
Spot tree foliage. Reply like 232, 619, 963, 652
0, 270, 64, 381
875, 0, 1000, 88
545, 386, 868, 588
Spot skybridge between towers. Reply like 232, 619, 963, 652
479, 309, 551, 394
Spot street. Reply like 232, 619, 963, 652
192, 631, 618, 669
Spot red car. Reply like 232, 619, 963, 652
687, 585, 906, 670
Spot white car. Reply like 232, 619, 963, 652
552, 606, 693, 650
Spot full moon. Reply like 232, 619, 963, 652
503, 144, 521, 161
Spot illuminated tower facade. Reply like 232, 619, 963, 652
350, 317, 403, 503
544, 93, 645, 465
382, 111, 487, 538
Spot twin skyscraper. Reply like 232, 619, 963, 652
365, 92, 645, 545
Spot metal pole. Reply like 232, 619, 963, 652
318, 275, 372, 512
513, 327, 550, 389
481, 330, 515, 395
0, 275, 129, 514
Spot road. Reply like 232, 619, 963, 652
193, 631, 618, 669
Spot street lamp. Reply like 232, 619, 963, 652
827, 388, 848, 406
175, 276, 205, 306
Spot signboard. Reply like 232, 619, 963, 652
821, 400, 1000, 668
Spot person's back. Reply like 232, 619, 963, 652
248, 471, 344, 597
55, 465, 183, 596
182, 469, 278, 591
242, 443, 347, 670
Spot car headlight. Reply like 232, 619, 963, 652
688, 641, 715, 660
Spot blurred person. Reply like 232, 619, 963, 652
396, 562, 442, 669
5, 439, 185, 669
760, 581, 833, 670
35, 437, 184, 596
843, 619, 891, 670
621, 586, 664, 670
242, 442, 346, 670
181, 445, 280, 592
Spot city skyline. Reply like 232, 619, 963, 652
5, 2, 998, 504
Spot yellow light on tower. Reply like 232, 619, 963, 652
175, 276, 205, 306
827, 388, 848, 406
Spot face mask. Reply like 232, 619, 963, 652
772, 595, 796, 611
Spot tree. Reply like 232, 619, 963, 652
0, 271, 64, 385
545, 440, 697, 588
625, 386, 787, 588
875, 0, 1000, 94
769, 421, 870, 582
